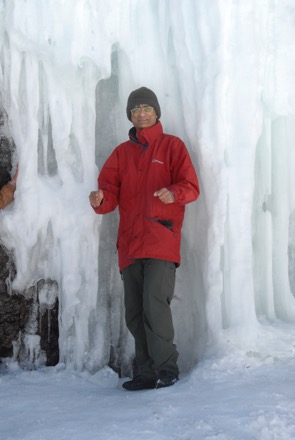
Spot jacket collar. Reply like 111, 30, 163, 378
129, 121, 163, 147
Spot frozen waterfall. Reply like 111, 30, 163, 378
0, 0, 295, 373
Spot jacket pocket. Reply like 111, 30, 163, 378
145, 216, 177, 237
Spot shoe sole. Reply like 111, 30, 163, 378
122, 381, 156, 391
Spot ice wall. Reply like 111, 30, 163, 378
0, 0, 295, 372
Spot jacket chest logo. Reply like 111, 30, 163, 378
152, 159, 164, 164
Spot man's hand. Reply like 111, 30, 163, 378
154, 188, 175, 204
89, 190, 104, 208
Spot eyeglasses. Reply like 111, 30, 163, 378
130, 106, 154, 115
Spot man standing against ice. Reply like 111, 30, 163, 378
89, 87, 199, 390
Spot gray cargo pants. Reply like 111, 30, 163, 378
122, 258, 179, 378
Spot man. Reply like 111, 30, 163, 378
89, 87, 199, 391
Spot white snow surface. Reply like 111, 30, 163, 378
1, 323, 295, 440
0, 0, 295, 437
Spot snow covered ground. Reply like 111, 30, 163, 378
1, 322, 295, 440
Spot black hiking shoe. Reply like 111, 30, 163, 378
156, 370, 178, 389
122, 375, 156, 391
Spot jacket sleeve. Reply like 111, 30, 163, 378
92, 148, 120, 215
0, 183, 16, 209
168, 139, 200, 205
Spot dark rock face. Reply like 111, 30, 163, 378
0, 105, 59, 368
12, 281, 60, 368
0, 241, 59, 368
0, 290, 33, 358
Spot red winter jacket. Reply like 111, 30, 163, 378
93, 121, 200, 272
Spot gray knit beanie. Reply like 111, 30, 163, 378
126, 87, 161, 121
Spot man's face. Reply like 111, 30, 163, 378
130, 104, 158, 130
